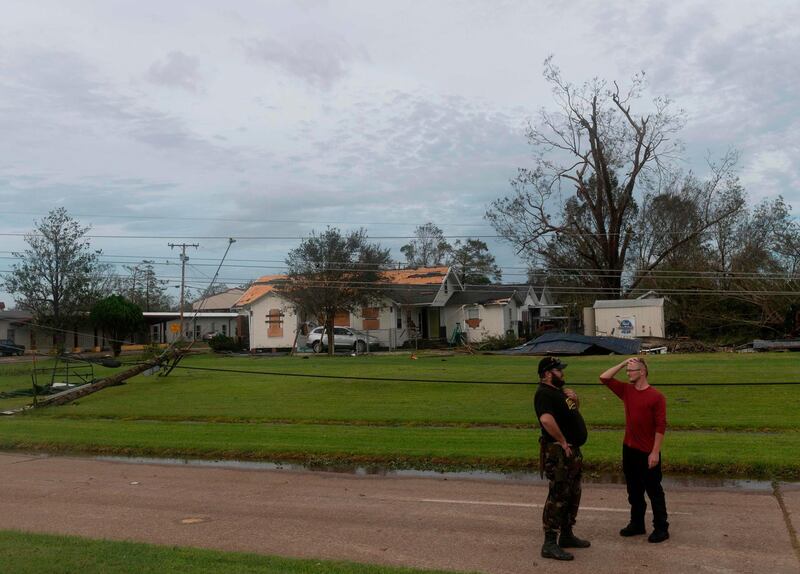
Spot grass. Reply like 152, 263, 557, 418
0, 530, 462, 574
1, 352, 798, 478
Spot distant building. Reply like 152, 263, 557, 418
191, 288, 245, 312
583, 298, 665, 338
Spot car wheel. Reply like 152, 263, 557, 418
355, 340, 367, 353
311, 341, 322, 353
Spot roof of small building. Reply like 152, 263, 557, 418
593, 298, 665, 309
192, 288, 245, 311
233, 275, 287, 307
143, 312, 240, 319
0, 309, 33, 322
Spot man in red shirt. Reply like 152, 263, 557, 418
599, 357, 669, 543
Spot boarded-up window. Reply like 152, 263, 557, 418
267, 309, 284, 337
362, 307, 379, 330
465, 306, 481, 329
334, 311, 350, 326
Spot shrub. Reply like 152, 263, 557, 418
207, 334, 244, 352
476, 332, 521, 351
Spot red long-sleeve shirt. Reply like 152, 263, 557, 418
601, 377, 667, 453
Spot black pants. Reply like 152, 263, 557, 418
622, 444, 669, 531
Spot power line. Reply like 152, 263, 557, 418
166, 364, 800, 387
0, 270, 796, 297
0, 254, 796, 282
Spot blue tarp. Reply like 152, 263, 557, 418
501, 332, 641, 356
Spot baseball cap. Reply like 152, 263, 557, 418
538, 356, 568, 376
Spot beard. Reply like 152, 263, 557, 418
551, 374, 566, 388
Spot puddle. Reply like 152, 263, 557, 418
94, 455, 782, 491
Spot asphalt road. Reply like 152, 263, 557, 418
0, 452, 797, 574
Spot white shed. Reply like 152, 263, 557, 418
584, 298, 665, 338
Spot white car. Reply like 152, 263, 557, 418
307, 326, 379, 353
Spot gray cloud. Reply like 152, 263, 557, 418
145, 51, 203, 92
243, 35, 368, 89
229, 90, 530, 248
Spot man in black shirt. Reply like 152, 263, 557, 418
534, 356, 590, 561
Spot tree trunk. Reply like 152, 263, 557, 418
326, 319, 335, 356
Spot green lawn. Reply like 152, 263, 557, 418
0, 530, 463, 574
1, 352, 798, 478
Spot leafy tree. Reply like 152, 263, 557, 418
449, 239, 501, 285
3, 208, 107, 348
400, 223, 452, 267
90, 295, 145, 356
278, 228, 391, 355
119, 260, 172, 311
486, 58, 743, 297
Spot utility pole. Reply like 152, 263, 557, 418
169, 243, 199, 340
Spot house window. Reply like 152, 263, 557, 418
362, 307, 379, 331
267, 309, 284, 337
334, 311, 350, 326
396, 309, 402, 329
194, 324, 201, 339
467, 307, 479, 320
221, 324, 227, 336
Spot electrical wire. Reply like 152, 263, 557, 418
162, 363, 800, 387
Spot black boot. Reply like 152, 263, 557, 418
648, 529, 669, 543
541, 530, 574, 561
620, 522, 646, 537
559, 526, 591, 548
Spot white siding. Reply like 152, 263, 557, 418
247, 293, 299, 349
590, 305, 665, 338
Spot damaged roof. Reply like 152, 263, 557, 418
233, 275, 287, 307
234, 267, 451, 308
501, 331, 641, 356
446, 289, 524, 307
380, 266, 450, 285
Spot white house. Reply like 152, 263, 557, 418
442, 288, 525, 343
234, 267, 463, 351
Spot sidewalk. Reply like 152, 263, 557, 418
0, 452, 797, 573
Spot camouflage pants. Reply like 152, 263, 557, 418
541, 441, 583, 532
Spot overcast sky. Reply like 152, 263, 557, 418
1, 0, 798, 306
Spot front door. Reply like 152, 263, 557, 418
427, 308, 440, 340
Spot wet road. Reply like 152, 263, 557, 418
0, 452, 797, 573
